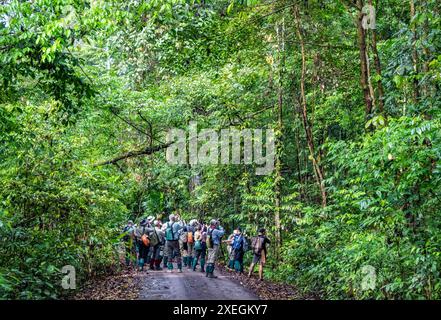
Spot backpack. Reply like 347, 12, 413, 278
149, 228, 159, 246
194, 240, 202, 251
232, 235, 243, 250
165, 222, 175, 241
187, 231, 194, 244
251, 236, 264, 255
193, 230, 202, 250
141, 227, 150, 246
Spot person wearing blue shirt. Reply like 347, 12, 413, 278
206, 219, 225, 278
232, 227, 245, 273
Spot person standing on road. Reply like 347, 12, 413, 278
192, 224, 207, 272
232, 227, 245, 273
179, 225, 189, 267
122, 220, 135, 267
186, 219, 198, 269
149, 219, 164, 270
134, 218, 154, 271
162, 213, 184, 273
248, 228, 271, 281
224, 229, 237, 271
159, 213, 169, 269
145, 216, 155, 266
206, 219, 225, 279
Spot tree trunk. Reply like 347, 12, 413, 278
293, 6, 327, 208
294, 124, 304, 200
274, 21, 285, 257
355, 0, 374, 119
369, 0, 387, 123
410, 0, 420, 103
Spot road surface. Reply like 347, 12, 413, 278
138, 265, 258, 300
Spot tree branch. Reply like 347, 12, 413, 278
109, 107, 151, 137
95, 142, 172, 166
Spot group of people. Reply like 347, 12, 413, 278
224, 227, 271, 280
122, 212, 271, 280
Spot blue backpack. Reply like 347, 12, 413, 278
232, 235, 244, 250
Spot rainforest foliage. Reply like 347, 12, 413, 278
1, 0, 440, 299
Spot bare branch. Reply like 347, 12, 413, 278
109, 108, 151, 137
95, 142, 172, 166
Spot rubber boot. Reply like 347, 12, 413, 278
228, 259, 234, 270
183, 256, 188, 267
167, 261, 174, 270
155, 259, 163, 271
125, 257, 130, 267
138, 258, 144, 271
205, 264, 210, 277
234, 260, 243, 273
163, 256, 168, 269
192, 258, 198, 271
200, 258, 206, 273
207, 264, 217, 279
187, 257, 193, 269
177, 263, 183, 273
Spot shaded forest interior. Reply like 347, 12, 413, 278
1, 0, 440, 299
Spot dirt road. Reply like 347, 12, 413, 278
72, 261, 305, 300
138, 266, 258, 300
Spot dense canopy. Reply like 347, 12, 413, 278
1, 0, 440, 299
